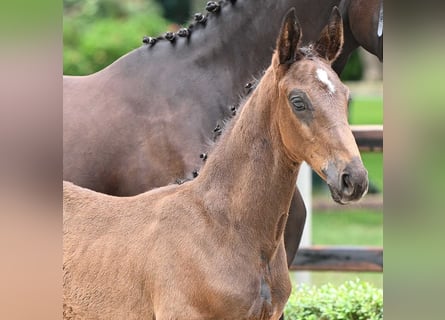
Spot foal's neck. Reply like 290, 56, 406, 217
194, 69, 300, 256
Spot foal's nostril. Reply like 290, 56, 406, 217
341, 173, 354, 196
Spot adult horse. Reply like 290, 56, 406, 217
63, 8, 368, 319
63, 0, 382, 266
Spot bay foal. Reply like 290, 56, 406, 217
63, 8, 368, 320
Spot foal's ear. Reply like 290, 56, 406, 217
277, 8, 302, 66
315, 7, 344, 63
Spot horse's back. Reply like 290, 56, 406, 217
62, 57, 215, 195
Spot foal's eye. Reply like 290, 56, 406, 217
290, 96, 306, 111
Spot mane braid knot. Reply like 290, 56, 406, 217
177, 28, 190, 38
194, 12, 208, 24
164, 32, 176, 42
175, 178, 185, 185
213, 123, 223, 140
245, 82, 254, 94
142, 36, 157, 46
230, 105, 237, 116
213, 124, 222, 133
206, 1, 221, 13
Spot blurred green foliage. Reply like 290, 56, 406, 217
154, 0, 191, 24
64, 0, 170, 75
349, 97, 383, 124
285, 279, 383, 319
341, 50, 364, 81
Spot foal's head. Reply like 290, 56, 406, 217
272, 8, 368, 204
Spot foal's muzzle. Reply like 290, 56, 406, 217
325, 158, 369, 204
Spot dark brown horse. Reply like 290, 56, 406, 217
337, 0, 383, 68
63, 8, 368, 319
63, 0, 382, 267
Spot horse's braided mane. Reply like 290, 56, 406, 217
142, 0, 237, 47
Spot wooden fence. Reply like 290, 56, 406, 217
290, 125, 383, 272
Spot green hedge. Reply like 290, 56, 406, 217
285, 279, 383, 320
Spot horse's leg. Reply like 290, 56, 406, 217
284, 187, 307, 267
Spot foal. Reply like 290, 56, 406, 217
63, 8, 368, 320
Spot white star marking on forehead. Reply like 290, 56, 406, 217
316, 68, 336, 94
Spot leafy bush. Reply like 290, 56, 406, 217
285, 279, 383, 320
64, 0, 170, 75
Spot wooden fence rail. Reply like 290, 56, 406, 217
290, 246, 383, 272
351, 125, 383, 152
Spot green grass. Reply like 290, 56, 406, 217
349, 96, 383, 125
312, 210, 383, 246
